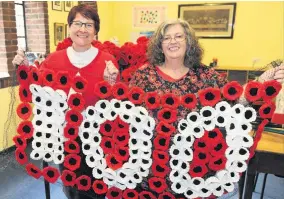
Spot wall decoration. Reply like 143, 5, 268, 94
64, 1, 73, 12
133, 6, 166, 28
52, 1, 62, 11
178, 3, 236, 38
54, 23, 65, 46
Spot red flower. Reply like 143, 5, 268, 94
157, 108, 178, 124
145, 91, 160, 109
29, 66, 42, 85
161, 93, 180, 109
210, 138, 228, 157
116, 117, 129, 131
113, 130, 130, 147
56, 37, 73, 51
61, 170, 76, 186
106, 154, 123, 170
65, 109, 83, 126
128, 86, 145, 105
114, 145, 129, 161
189, 163, 208, 178
19, 84, 32, 103
13, 135, 27, 150
112, 82, 129, 100
26, 163, 42, 179
208, 155, 227, 171
42, 166, 60, 183
72, 75, 88, 93
75, 175, 91, 191
64, 140, 80, 154
156, 121, 176, 137
17, 120, 34, 139
198, 87, 221, 107
64, 124, 79, 140
222, 81, 243, 101
261, 80, 282, 102
148, 177, 168, 193
122, 189, 139, 199
244, 81, 263, 102
16, 102, 32, 120
153, 135, 170, 151
259, 101, 276, 118
94, 81, 112, 99
100, 137, 115, 154
203, 128, 223, 144
193, 137, 212, 152
56, 71, 71, 89
64, 154, 81, 171
42, 68, 55, 87
152, 150, 169, 164
181, 93, 197, 109
151, 162, 170, 178
67, 93, 85, 112
17, 65, 30, 86
139, 191, 157, 199
100, 120, 115, 137
92, 180, 108, 195
106, 186, 122, 199
193, 149, 211, 164
15, 148, 28, 165
158, 192, 175, 199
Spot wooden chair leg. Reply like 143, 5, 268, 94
260, 173, 268, 199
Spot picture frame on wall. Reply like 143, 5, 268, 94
54, 23, 65, 46
52, 1, 62, 11
64, 1, 73, 12
178, 3, 237, 39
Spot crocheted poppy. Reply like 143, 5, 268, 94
64, 124, 79, 140
152, 150, 169, 164
94, 81, 112, 99
63, 154, 81, 171
193, 149, 211, 164
210, 138, 228, 157
114, 145, 129, 161
244, 81, 263, 102
261, 80, 282, 102
17, 65, 30, 85
128, 86, 145, 105
42, 69, 55, 87
106, 186, 122, 199
116, 117, 129, 131
259, 101, 276, 119
65, 109, 83, 126
100, 137, 115, 154
92, 180, 108, 195
75, 175, 91, 191
26, 163, 42, 179
161, 93, 180, 109
72, 75, 88, 93
181, 93, 197, 109
145, 91, 160, 109
112, 82, 129, 100
208, 155, 227, 171
122, 189, 139, 199
56, 71, 71, 89
139, 191, 157, 199
157, 108, 178, 124
106, 154, 123, 170
151, 162, 170, 178
156, 121, 176, 137
29, 66, 42, 85
153, 134, 170, 151
100, 120, 115, 137
198, 87, 221, 107
42, 166, 60, 183
19, 84, 32, 103
17, 120, 34, 139
148, 177, 168, 193
16, 102, 32, 120
203, 128, 223, 144
222, 81, 243, 101
64, 140, 80, 154
13, 135, 27, 150
67, 93, 85, 112
193, 137, 211, 153
15, 148, 27, 165
61, 170, 76, 186
113, 130, 130, 147
189, 163, 208, 178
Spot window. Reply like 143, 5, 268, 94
15, 0, 27, 51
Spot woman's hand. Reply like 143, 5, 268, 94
12, 49, 29, 67
103, 60, 119, 85
259, 63, 284, 83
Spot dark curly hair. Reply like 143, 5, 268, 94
147, 19, 203, 68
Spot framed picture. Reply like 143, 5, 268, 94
64, 1, 73, 12
52, 1, 62, 11
178, 3, 237, 39
65, 24, 69, 38
54, 23, 65, 46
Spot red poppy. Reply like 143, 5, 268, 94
75, 175, 91, 191
67, 93, 85, 112
122, 189, 139, 199
61, 170, 76, 186
17, 65, 30, 86
63, 154, 81, 171
94, 81, 112, 99
42, 68, 55, 87
244, 81, 263, 102
198, 87, 221, 107
100, 120, 115, 137
151, 162, 170, 178
139, 191, 157, 199
116, 117, 129, 131
259, 101, 276, 119
106, 154, 123, 170
17, 120, 34, 139
42, 166, 60, 183
193, 137, 212, 152
13, 135, 27, 150
26, 163, 42, 179
128, 86, 145, 105
208, 155, 227, 171
56, 37, 73, 51
29, 66, 42, 85
19, 84, 32, 103
15, 148, 28, 165
261, 80, 282, 102
157, 108, 178, 124
113, 130, 130, 147
148, 177, 168, 193
181, 93, 197, 109
106, 186, 122, 199
156, 121, 176, 137
16, 102, 32, 120
203, 128, 223, 144
100, 137, 115, 154
65, 109, 83, 126
114, 145, 129, 161
144, 91, 160, 109
189, 163, 208, 178
222, 81, 243, 101
92, 180, 108, 195
193, 149, 211, 164
210, 138, 228, 157
112, 82, 129, 100
64, 140, 80, 154
154, 135, 170, 151
152, 150, 169, 164
56, 71, 71, 89
72, 75, 88, 93
64, 124, 79, 140
161, 93, 180, 109
158, 192, 175, 199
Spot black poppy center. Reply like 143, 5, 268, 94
32, 72, 38, 81
60, 76, 67, 85
46, 74, 53, 82
70, 114, 78, 122
263, 107, 271, 114
21, 107, 29, 114
249, 88, 258, 96
23, 125, 31, 133
76, 82, 84, 90
19, 70, 28, 80
228, 87, 237, 95
148, 97, 155, 104
163, 111, 171, 119
132, 93, 140, 100
73, 98, 80, 106
159, 138, 166, 146
185, 97, 193, 104
47, 171, 54, 178
205, 92, 215, 100
166, 97, 174, 105
215, 143, 223, 151
266, 86, 276, 96
154, 181, 162, 187
214, 159, 223, 165
117, 88, 124, 95
208, 131, 217, 138
193, 166, 202, 173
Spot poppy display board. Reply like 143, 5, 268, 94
14, 65, 281, 199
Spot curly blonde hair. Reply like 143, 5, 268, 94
147, 19, 203, 68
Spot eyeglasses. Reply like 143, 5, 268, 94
72, 21, 95, 30
162, 34, 186, 44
